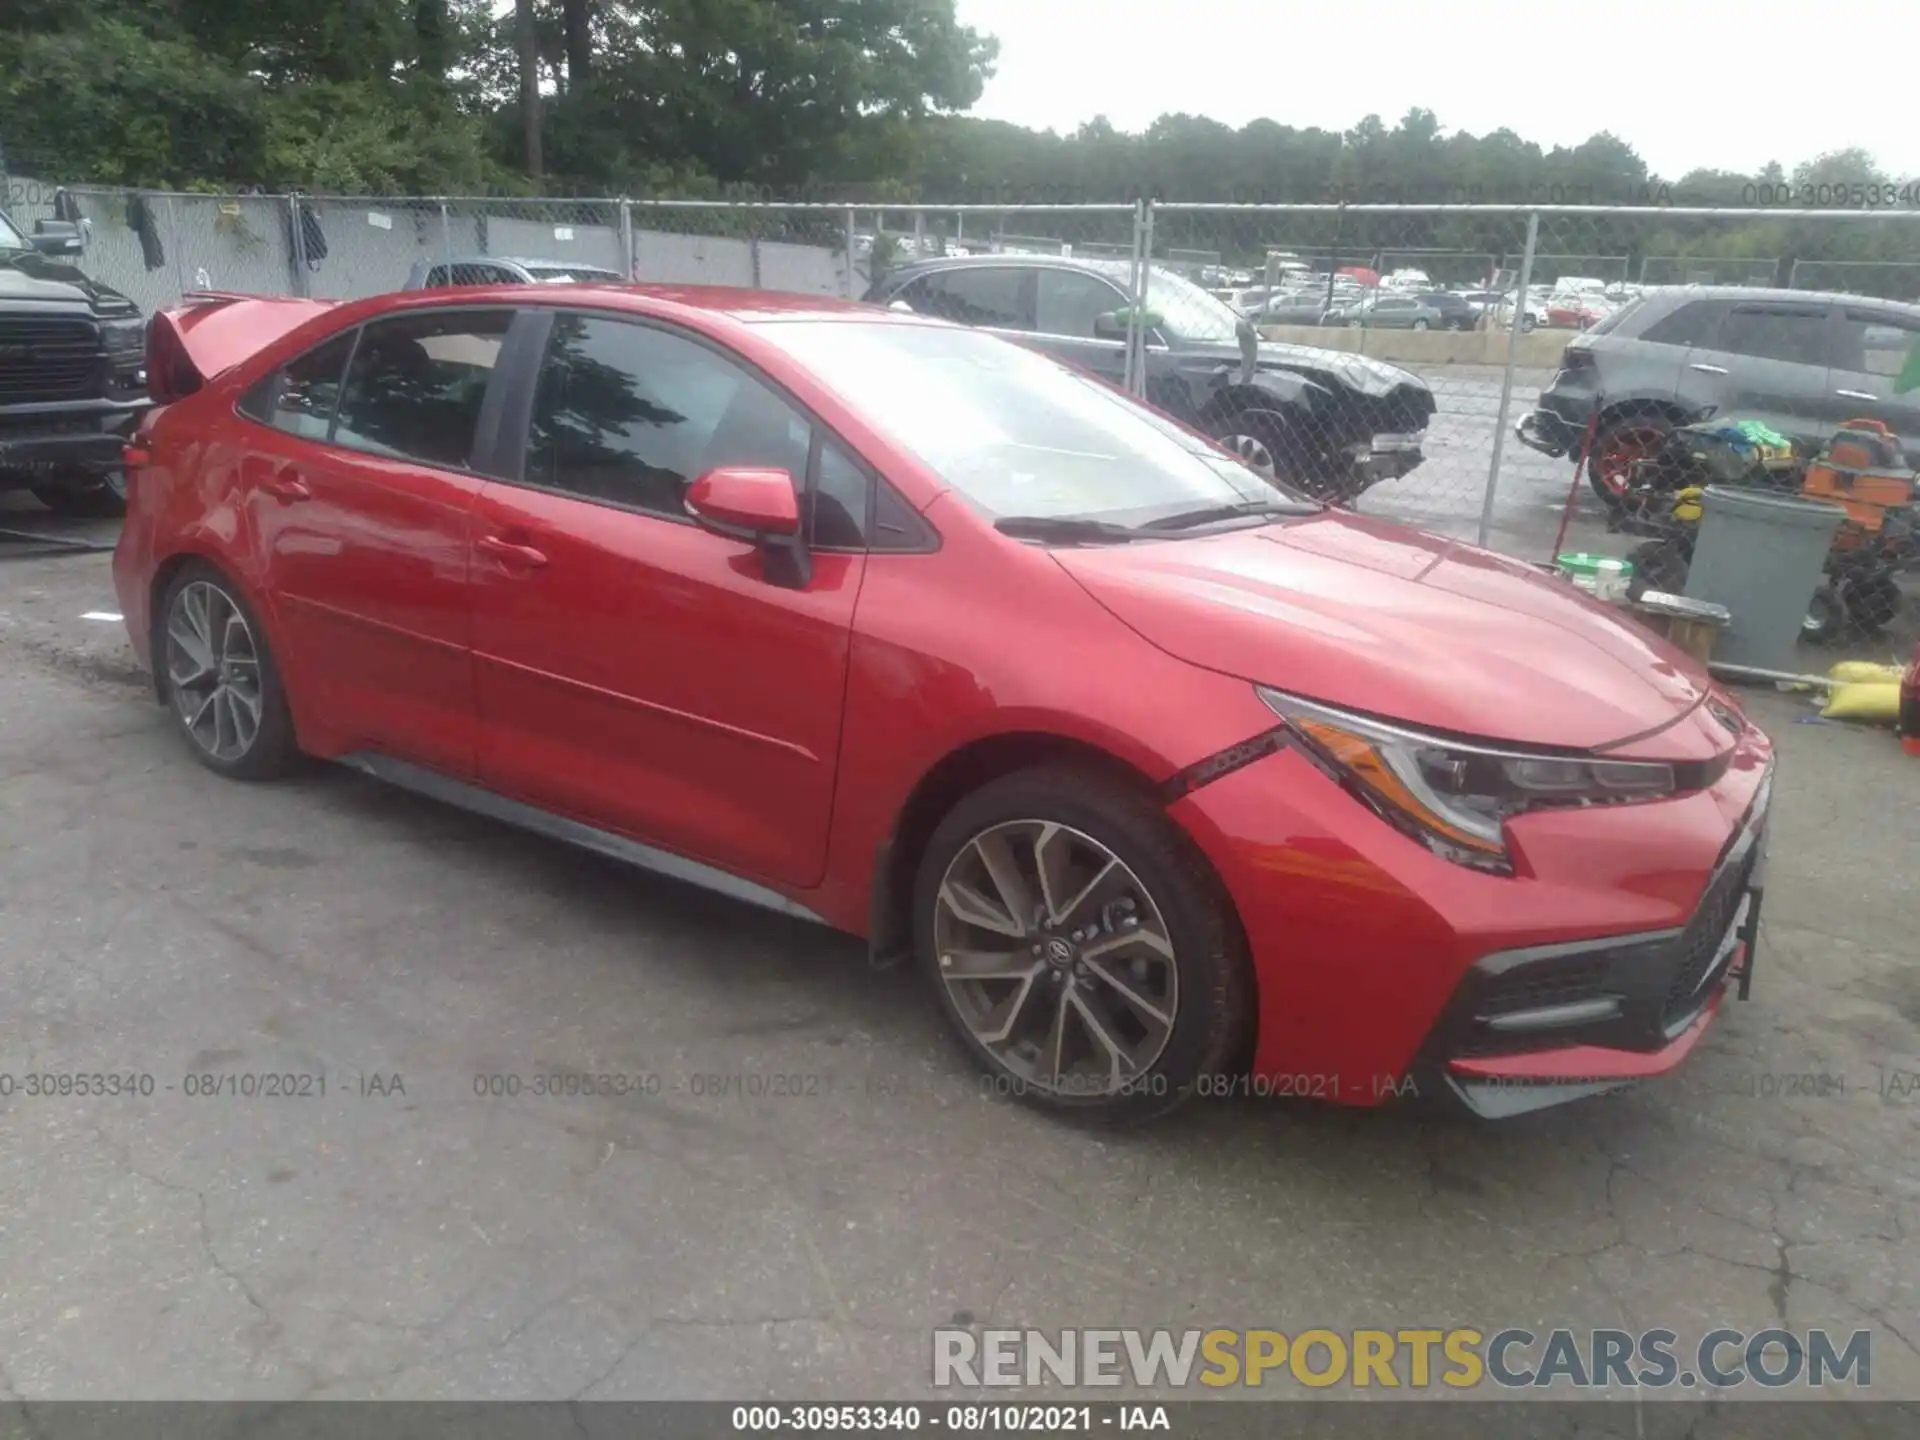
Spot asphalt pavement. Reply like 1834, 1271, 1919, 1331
1, 501, 1917, 1406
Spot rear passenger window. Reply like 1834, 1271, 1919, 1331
250, 330, 357, 441
332, 309, 513, 468
1639, 300, 1726, 348
901, 269, 1033, 329
1718, 307, 1829, 366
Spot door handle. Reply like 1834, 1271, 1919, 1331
259, 470, 311, 502
478, 533, 548, 569
1688, 362, 1729, 375
1835, 389, 1877, 402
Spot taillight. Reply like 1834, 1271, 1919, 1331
122, 443, 153, 469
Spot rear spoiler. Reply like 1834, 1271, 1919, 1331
147, 291, 340, 405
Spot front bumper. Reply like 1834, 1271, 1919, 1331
1515, 407, 1582, 459
1169, 710, 1773, 1113
0, 398, 148, 480
1346, 431, 1427, 482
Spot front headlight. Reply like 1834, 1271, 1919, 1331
102, 317, 147, 355
1258, 688, 1677, 874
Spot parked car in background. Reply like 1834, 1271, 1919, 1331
0, 206, 150, 518
1490, 293, 1548, 332
865, 254, 1436, 504
1251, 291, 1342, 327
1516, 285, 1920, 503
1333, 293, 1448, 330
403, 256, 628, 289
1546, 294, 1616, 330
1414, 292, 1482, 331
118, 283, 1775, 1123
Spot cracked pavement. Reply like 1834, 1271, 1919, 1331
1, 529, 1917, 1404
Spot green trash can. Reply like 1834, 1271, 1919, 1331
1683, 486, 1846, 670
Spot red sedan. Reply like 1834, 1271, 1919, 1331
115, 284, 1772, 1122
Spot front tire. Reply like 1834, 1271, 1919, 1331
913, 766, 1252, 1124
158, 563, 302, 780
1209, 404, 1312, 491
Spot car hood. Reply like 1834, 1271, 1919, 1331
1176, 336, 1427, 401
1054, 511, 1720, 755
0, 251, 137, 314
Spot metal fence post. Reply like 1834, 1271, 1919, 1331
165, 193, 187, 302
438, 199, 452, 274
1477, 209, 1539, 550
287, 194, 309, 297
619, 199, 634, 280
1131, 200, 1156, 399
1123, 199, 1144, 395
844, 206, 858, 298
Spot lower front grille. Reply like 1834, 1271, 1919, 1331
1662, 849, 1756, 1025
0, 317, 103, 404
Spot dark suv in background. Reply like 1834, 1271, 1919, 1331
865, 254, 1436, 504
1516, 286, 1920, 505
0, 206, 150, 517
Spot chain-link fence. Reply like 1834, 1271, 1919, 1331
9, 175, 1920, 655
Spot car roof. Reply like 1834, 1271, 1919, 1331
880, 253, 1140, 283
436, 256, 624, 272
361, 281, 906, 326
1644, 285, 1920, 315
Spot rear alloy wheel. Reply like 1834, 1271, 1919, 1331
1412, 318, 1430, 331
1588, 416, 1674, 508
915, 767, 1251, 1124
32, 468, 128, 519
161, 565, 302, 780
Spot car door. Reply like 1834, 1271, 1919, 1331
1032, 266, 1136, 388
1678, 298, 1835, 449
237, 307, 518, 776
467, 309, 868, 888
1826, 305, 1920, 466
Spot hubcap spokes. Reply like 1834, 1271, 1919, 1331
166, 581, 262, 762
1224, 433, 1276, 479
935, 820, 1178, 1097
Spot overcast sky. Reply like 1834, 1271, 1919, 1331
954, 0, 1919, 181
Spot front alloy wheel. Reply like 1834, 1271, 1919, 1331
934, 820, 1178, 1097
914, 766, 1252, 1123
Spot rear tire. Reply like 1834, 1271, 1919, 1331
1802, 587, 1844, 646
913, 766, 1253, 1125
1588, 414, 1676, 509
158, 562, 303, 781
32, 469, 127, 519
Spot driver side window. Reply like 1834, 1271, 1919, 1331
1035, 270, 1128, 338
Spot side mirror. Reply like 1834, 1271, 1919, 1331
1093, 308, 1165, 340
685, 467, 811, 587
31, 220, 84, 257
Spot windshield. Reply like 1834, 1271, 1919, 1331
0, 211, 27, 250
1139, 267, 1244, 343
755, 320, 1315, 528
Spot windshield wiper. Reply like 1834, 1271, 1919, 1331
993, 515, 1144, 544
1140, 499, 1315, 531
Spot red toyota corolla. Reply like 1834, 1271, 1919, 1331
114, 284, 1772, 1122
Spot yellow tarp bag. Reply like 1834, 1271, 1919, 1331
1827, 661, 1906, 685
1820, 681, 1902, 723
